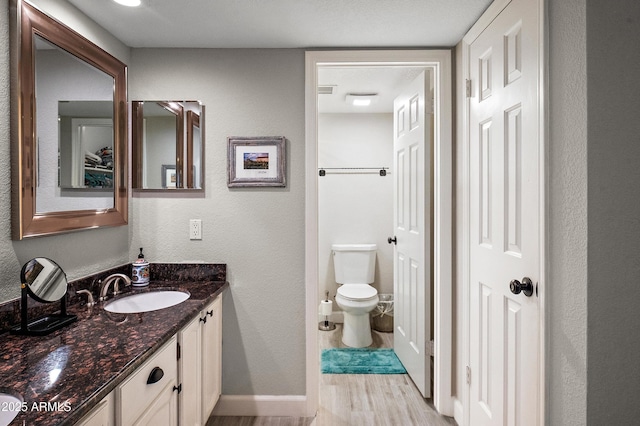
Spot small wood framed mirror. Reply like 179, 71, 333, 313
132, 100, 204, 191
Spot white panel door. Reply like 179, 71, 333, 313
468, 0, 541, 424
392, 70, 431, 398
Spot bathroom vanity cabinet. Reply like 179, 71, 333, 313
0, 265, 227, 426
179, 297, 223, 425
72, 296, 222, 426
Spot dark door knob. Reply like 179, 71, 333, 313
387, 236, 397, 245
509, 277, 534, 297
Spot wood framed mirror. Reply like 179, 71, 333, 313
11, 0, 128, 239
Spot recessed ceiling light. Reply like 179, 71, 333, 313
352, 98, 372, 106
113, 0, 141, 7
346, 93, 378, 106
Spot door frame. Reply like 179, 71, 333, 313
458, 0, 546, 424
304, 50, 453, 416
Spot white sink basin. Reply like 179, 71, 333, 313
0, 393, 22, 425
104, 291, 189, 314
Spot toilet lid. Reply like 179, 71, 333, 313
337, 284, 378, 301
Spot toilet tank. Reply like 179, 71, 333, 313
332, 244, 377, 284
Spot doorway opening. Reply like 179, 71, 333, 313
316, 65, 427, 334
304, 50, 454, 417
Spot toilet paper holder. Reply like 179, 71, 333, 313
318, 291, 336, 331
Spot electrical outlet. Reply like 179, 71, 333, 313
189, 219, 202, 240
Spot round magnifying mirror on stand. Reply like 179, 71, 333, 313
11, 258, 77, 336
22, 258, 68, 303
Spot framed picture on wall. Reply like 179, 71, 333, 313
227, 136, 286, 187
162, 164, 177, 189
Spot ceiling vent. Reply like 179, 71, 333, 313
318, 85, 336, 95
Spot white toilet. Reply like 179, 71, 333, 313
332, 244, 379, 348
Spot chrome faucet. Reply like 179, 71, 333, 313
99, 273, 131, 301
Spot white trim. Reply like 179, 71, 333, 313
431, 49, 454, 416
459, 38, 472, 426
212, 395, 308, 417
305, 49, 454, 417
538, 0, 548, 423
453, 397, 465, 425
304, 51, 320, 418
463, 0, 513, 44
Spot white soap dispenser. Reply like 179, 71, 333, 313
131, 247, 150, 287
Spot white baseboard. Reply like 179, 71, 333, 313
212, 395, 309, 417
453, 397, 464, 425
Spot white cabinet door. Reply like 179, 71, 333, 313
201, 297, 222, 422
178, 296, 223, 425
132, 381, 178, 426
117, 336, 178, 426
179, 315, 202, 426
74, 391, 113, 426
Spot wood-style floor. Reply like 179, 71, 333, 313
207, 324, 456, 426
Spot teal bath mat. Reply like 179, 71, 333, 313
321, 348, 407, 374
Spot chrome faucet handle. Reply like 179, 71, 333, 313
77, 289, 95, 307
112, 274, 131, 296
112, 278, 122, 296
98, 280, 112, 302
99, 273, 132, 301
110, 273, 131, 285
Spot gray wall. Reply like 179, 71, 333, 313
547, 0, 640, 423
128, 48, 307, 395
547, 0, 588, 423
317, 113, 395, 302
585, 0, 640, 423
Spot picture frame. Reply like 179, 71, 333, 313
161, 164, 177, 189
227, 136, 286, 187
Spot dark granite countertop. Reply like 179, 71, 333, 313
0, 264, 228, 426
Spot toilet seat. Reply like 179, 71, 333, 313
337, 284, 378, 301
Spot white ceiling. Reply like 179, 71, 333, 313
66, 0, 491, 113
66, 0, 491, 49
318, 67, 428, 113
